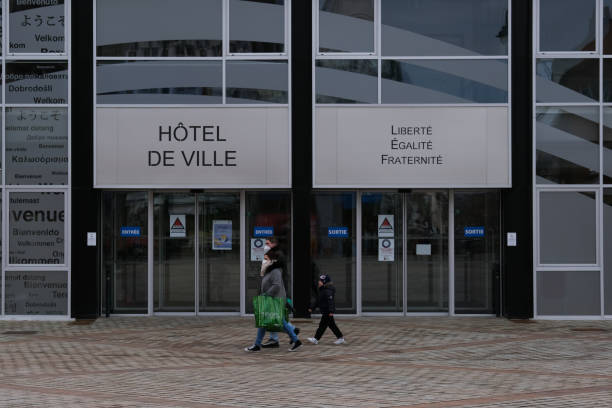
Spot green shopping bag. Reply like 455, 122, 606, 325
253, 295, 286, 331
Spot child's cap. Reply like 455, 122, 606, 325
319, 274, 331, 284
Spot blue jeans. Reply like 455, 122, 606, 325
255, 320, 297, 345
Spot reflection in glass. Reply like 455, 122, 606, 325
311, 192, 356, 314
245, 192, 291, 314
230, 0, 284, 53
97, 61, 222, 104
154, 193, 195, 312
536, 107, 599, 185
5, 271, 68, 315
102, 192, 148, 314
601, 108, 612, 184
6, 107, 68, 185
406, 192, 449, 312
540, 0, 595, 52
9, 192, 65, 265
199, 193, 240, 312
605, 190, 612, 315
540, 191, 597, 264
361, 193, 403, 312
454, 191, 499, 314
604, 0, 612, 54
381, 0, 508, 56
316, 60, 377, 103
10, 0, 65, 53
536, 59, 598, 103
226, 60, 288, 103
537, 270, 600, 315
6, 62, 68, 104
319, 0, 374, 53
382, 59, 507, 103
96, 0, 222, 57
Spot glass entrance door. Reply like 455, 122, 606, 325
154, 193, 196, 312
153, 192, 241, 313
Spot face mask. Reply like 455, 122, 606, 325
260, 259, 272, 276
263, 245, 271, 253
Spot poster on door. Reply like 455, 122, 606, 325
378, 215, 394, 238
169, 214, 186, 238
212, 220, 232, 250
251, 238, 266, 261
378, 238, 395, 262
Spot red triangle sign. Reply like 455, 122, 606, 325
172, 218, 184, 228
380, 218, 392, 228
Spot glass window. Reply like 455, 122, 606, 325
381, 0, 508, 56
537, 270, 600, 315
96, 0, 222, 57
102, 191, 148, 314
97, 61, 222, 104
539, 191, 597, 264
316, 59, 377, 104
226, 60, 288, 104
319, 0, 374, 53
536, 106, 599, 185
382, 59, 508, 104
536, 59, 598, 103
602, 108, 612, 184
5, 107, 68, 185
9, 192, 65, 265
5, 271, 68, 315
230, 0, 285, 53
9, 0, 65, 53
605, 189, 612, 315
5, 61, 68, 104
245, 192, 292, 314
602, 60, 612, 103
604, 0, 612, 54
539, 0, 596, 52
311, 192, 356, 314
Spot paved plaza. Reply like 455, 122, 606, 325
1, 316, 612, 407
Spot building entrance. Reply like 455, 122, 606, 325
361, 191, 500, 315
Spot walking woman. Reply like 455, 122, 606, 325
244, 248, 302, 352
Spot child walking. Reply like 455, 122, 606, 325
307, 274, 345, 345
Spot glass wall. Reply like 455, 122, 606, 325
535, 0, 610, 317
96, 0, 289, 105
315, 0, 509, 105
2, 0, 70, 318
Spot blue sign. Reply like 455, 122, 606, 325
120, 227, 141, 237
328, 227, 349, 238
464, 227, 485, 237
254, 226, 274, 237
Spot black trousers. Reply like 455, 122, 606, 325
315, 314, 343, 340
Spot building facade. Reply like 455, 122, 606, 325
0, 0, 608, 320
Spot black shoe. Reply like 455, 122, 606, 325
244, 344, 261, 352
289, 340, 302, 352
290, 328, 301, 344
261, 340, 279, 348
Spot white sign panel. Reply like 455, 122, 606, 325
507, 232, 517, 247
315, 107, 509, 187
378, 238, 394, 262
170, 214, 186, 238
378, 215, 394, 237
251, 238, 266, 261
96, 107, 290, 188
87, 232, 97, 247
416, 244, 432, 256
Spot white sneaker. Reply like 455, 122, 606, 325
334, 338, 345, 345
307, 337, 318, 344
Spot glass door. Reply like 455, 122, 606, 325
405, 191, 449, 313
154, 193, 195, 312
198, 193, 241, 312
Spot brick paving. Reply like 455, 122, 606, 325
0, 317, 611, 407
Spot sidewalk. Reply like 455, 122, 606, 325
1, 316, 611, 407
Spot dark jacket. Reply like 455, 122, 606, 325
312, 282, 336, 315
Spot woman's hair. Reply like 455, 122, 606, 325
265, 247, 284, 261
